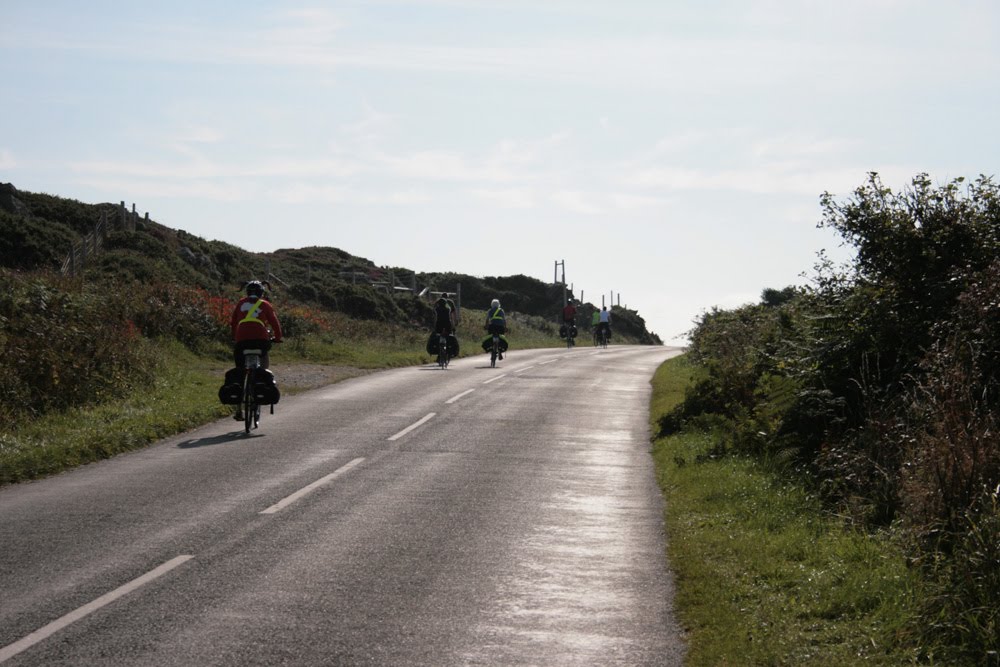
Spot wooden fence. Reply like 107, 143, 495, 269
61, 201, 148, 276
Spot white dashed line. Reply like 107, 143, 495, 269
387, 413, 437, 441
482, 374, 508, 384
0, 555, 195, 664
445, 389, 475, 404
513, 365, 535, 373
260, 458, 366, 514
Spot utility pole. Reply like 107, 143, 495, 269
554, 259, 567, 305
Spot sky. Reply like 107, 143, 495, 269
2, 1, 998, 344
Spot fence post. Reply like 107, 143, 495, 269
69, 245, 77, 276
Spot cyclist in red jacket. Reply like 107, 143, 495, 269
230, 280, 283, 370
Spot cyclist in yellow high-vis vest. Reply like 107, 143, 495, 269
483, 298, 508, 359
230, 280, 283, 370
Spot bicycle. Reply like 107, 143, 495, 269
490, 334, 501, 368
594, 326, 609, 349
240, 348, 264, 433
566, 323, 576, 349
437, 332, 450, 369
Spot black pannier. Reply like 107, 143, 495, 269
481, 335, 509, 352
427, 333, 460, 357
559, 324, 568, 338
218, 367, 243, 405
252, 368, 280, 405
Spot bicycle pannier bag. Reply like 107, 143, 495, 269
426, 333, 440, 355
252, 368, 281, 405
218, 367, 244, 405
447, 334, 459, 356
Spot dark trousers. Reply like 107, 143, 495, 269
234, 339, 272, 369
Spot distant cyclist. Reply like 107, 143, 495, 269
433, 292, 457, 335
597, 305, 611, 343
230, 280, 283, 420
561, 299, 577, 326
485, 298, 507, 359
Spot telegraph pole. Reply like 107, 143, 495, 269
554, 259, 566, 305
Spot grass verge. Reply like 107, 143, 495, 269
650, 354, 923, 665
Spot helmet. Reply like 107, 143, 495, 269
245, 280, 265, 299
491, 299, 500, 308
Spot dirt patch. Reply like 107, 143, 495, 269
270, 363, 377, 393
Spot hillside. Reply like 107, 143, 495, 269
0, 183, 661, 343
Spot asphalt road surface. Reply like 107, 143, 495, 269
0, 344, 686, 666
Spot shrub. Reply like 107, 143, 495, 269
0, 271, 158, 423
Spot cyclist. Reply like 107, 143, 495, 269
484, 298, 507, 360
230, 280, 283, 419
597, 305, 611, 344
433, 292, 457, 335
560, 299, 577, 340
561, 299, 577, 326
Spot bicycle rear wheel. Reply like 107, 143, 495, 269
438, 335, 449, 369
490, 339, 498, 368
243, 373, 254, 433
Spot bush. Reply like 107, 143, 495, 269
0, 271, 158, 423
0, 211, 76, 272
674, 174, 1000, 661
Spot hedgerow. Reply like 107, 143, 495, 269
665, 173, 1000, 662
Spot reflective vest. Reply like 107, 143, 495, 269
241, 299, 264, 325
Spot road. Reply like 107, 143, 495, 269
0, 345, 686, 666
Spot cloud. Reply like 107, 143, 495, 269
550, 190, 603, 215
265, 183, 352, 204
471, 187, 536, 209
0, 149, 16, 169
71, 176, 248, 202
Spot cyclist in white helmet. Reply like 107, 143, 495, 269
484, 298, 507, 359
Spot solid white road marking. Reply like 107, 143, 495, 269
445, 389, 475, 404
387, 413, 436, 441
482, 374, 507, 384
0, 555, 195, 664
260, 458, 365, 514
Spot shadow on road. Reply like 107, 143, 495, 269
177, 431, 264, 448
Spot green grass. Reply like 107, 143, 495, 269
0, 341, 230, 485
650, 355, 923, 665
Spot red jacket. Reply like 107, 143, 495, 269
230, 297, 283, 343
